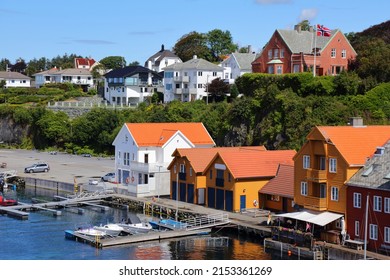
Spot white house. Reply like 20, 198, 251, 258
112, 122, 215, 197
0, 71, 31, 88
144, 44, 182, 73
34, 67, 93, 91
103, 66, 163, 107
219, 52, 256, 84
163, 55, 224, 102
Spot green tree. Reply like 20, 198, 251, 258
99, 56, 126, 70
207, 77, 230, 102
297, 19, 311, 31
35, 110, 70, 148
173, 31, 212, 62
0, 58, 11, 71
26, 57, 49, 76
206, 29, 238, 61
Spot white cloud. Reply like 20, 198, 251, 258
299, 8, 318, 21
255, 0, 292, 4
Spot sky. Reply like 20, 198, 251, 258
1, 0, 389, 66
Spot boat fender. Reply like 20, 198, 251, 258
125, 177, 130, 184
253, 200, 258, 207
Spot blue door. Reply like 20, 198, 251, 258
171, 181, 177, 200
240, 195, 246, 211
180, 182, 186, 202
225, 191, 233, 211
216, 189, 224, 210
207, 187, 215, 208
187, 184, 194, 203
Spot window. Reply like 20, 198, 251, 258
274, 49, 279, 58
209, 170, 213, 179
341, 49, 346, 58
369, 224, 378, 240
385, 227, 390, 243
123, 152, 130, 166
180, 164, 185, 173
303, 155, 310, 169
320, 184, 326, 198
276, 65, 282, 74
354, 193, 361, 208
329, 158, 337, 173
331, 48, 336, 58
385, 197, 390, 213
173, 165, 177, 174
319, 157, 326, 170
165, 84, 172, 90
267, 65, 273, 74
301, 182, 308, 196
268, 49, 272, 59
293, 64, 300, 73
280, 49, 284, 58
198, 71, 203, 76
374, 196, 382, 212
189, 167, 193, 177
331, 186, 339, 201
212, 72, 217, 76
198, 84, 203, 88
355, 221, 360, 237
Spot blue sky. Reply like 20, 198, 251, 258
1, 0, 389, 65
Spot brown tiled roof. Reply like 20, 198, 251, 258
260, 164, 294, 198
312, 125, 390, 165
125, 123, 215, 147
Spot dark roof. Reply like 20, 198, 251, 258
145, 44, 180, 66
104, 66, 163, 79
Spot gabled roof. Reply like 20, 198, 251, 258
346, 140, 390, 191
276, 29, 338, 54
170, 146, 267, 173
104, 65, 162, 79
75, 58, 96, 67
260, 164, 294, 198
164, 56, 224, 71
145, 44, 181, 66
307, 125, 390, 166
0, 71, 30, 80
208, 149, 296, 179
125, 123, 215, 147
221, 53, 256, 71
33, 67, 92, 76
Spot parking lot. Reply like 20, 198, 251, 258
0, 149, 116, 185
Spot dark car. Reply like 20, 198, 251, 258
81, 153, 92, 157
24, 163, 50, 173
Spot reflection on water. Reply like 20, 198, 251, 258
0, 186, 273, 260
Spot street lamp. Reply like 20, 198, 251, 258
206, 75, 209, 105
156, 164, 162, 200
176, 163, 179, 221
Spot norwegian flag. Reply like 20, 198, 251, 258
316, 24, 331, 37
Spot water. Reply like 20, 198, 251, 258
0, 187, 272, 260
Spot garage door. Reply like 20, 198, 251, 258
225, 190, 233, 211
180, 182, 186, 202
187, 184, 194, 203
207, 187, 215, 208
216, 189, 224, 210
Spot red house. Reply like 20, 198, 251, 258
252, 25, 357, 76
346, 141, 390, 255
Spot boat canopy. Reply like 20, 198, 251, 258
274, 211, 343, 227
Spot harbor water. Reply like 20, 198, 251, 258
0, 186, 276, 260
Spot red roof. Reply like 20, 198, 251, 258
260, 164, 294, 198
75, 58, 96, 68
211, 149, 296, 179
125, 123, 215, 147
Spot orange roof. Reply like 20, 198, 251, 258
212, 149, 296, 179
173, 146, 267, 173
125, 123, 215, 147
260, 164, 294, 198
312, 126, 390, 165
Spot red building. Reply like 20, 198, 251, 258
346, 142, 390, 255
252, 25, 357, 76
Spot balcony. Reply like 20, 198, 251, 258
306, 168, 327, 182
173, 76, 190, 83
129, 161, 166, 173
302, 195, 327, 211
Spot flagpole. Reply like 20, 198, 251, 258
313, 24, 317, 77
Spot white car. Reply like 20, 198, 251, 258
101, 172, 116, 182
88, 179, 99, 185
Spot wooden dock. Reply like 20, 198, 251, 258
65, 228, 212, 248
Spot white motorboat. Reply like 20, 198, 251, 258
74, 227, 107, 238
118, 214, 152, 234
93, 223, 124, 236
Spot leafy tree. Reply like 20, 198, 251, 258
0, 58, 11, 71
173, 31, 212, 62
207, 77, 230, 102
99, 56, 126, 70
10, 58, 27, 73
297, 20, 311, 31
49, 53, 80, 69
206, 29, 238, 61
35, 111, 70, 147
26, 57, 49, 76
333, 71, 361, 96
128, 61, 140, 66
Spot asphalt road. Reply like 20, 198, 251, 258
0, 149, 116, 185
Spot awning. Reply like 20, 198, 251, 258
274, 211, 343, 227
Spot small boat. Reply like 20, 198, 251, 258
74, 227, 107, 238
149, 218, 188, 230
0, 192, 17, 206
93, 223, 124, 236
118, 213, 152, 234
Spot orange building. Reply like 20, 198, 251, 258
294, 118, 390, 225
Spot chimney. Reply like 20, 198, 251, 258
161, 44, 165, 52
294, 25, 302, 33
248, 45, 252, 54
193, 55, 198, 59
349, 117, 364, 127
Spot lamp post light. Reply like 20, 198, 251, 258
176, 164, 179, 221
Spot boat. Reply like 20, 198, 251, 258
74, 227, 107, 238
149, 218, 188, 231
117, 213, 153, 234
93, 223, 124, 236
0, 192, 17, 206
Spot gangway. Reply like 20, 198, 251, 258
181, 213, 230, 231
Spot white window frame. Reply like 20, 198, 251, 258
331, 48, 336, 58
353, 192, 361, 208
369, 224, 378, 240
329, 158, 337, 173
268, 49, 272, 59
341, 49, 346, 58
303, 155, 310, 169
374, 196, 382, 212
276, 65, 282, 74
301, 181, 308, 196
355, 220, 360, 237
385, 197, 390, 213
331, 186, 339, 201
385, 227, 390, 243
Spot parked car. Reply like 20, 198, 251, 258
24, 163, 50, 173
101, 172, 116, 182
81, 153, 92, 157
88, 178, 99, 185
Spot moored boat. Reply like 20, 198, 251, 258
93, 223, 124, 236
74, 227, 107, 238
118, 214, 152, 234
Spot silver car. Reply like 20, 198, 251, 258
101, 172, 115, 182
24, 163, 50, 173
